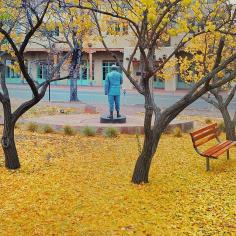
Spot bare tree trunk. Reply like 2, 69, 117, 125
69, 53, 79, 102
70, 74, 78, 102
132, 78, 163, 184
219, 106, 236, 140
69, 37, 83, 102
1, 102, 20, 169
132, 130, 161, 184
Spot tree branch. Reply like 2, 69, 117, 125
19, 0, 51, 54
163, 52, 236, 118
92, 11, 144, 95
201, 93, 219, 109
233, 111, 236, 125
225, 84, 236, 107
60, 0, 140, 35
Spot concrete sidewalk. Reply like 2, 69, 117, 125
6, 83, 190, 96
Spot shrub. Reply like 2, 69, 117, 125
205, 118, 212, 124
43, 125, 54, 134
172, 127, 182, 138
63, 125, 76, 136
104, 127, 119, 138
81, 126, 96, 137
27, 122, 39, 132
15, 122, 21, 129
218, 122, 225, 133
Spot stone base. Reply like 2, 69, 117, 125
100, 115, 126, 124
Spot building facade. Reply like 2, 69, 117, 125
4, 27, 189, 92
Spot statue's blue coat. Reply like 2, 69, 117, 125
105, 70, 123, 96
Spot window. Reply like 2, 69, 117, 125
37, 63, 48, 79
107, 21, 128, 35
5, 60, 20, 78
43, 26, 60, 37
102, 61, 122, 80
52, 26, 59, 37
80, 61, 88, 80
78, 61, 90, 80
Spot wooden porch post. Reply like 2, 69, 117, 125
53, 53, 59, 80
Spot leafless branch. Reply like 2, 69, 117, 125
224, 84, 236, 107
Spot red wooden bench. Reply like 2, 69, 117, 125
190, 123, 236, 171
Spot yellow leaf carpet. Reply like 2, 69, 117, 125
0, 128, 235, 235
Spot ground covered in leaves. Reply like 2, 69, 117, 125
0, 129, 235, 235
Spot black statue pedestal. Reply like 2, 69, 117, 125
100, 115, 126, 124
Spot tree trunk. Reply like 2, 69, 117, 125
132, 131, 161, 184
219, 106, 236, 141
225, 121, 236, 141
70, 75, 78, 102
69, 39, 83, 102
132, 79, 163, 183
2, 116, 20, 169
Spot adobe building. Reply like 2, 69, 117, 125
4, 26, 189, 91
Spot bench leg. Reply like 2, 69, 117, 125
206, 157, 210, 171
227, 150, 230, 160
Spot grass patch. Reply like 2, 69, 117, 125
81, 126, 96, 137
15, 122, 21, 129
63, 125, 76, 136
205, 118, 212, 124
26, 122, 39, 132
42, 125, 54, 134
104, 127, 119, 138
172, 126, 182, 137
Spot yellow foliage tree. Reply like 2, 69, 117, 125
178, 30, 236, 140
63, 0, 236, 184
0, 0, 71, 169
41, 5, 94, 101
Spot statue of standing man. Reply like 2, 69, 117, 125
105, 64, 123, 119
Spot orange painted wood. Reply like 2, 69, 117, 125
211, 141, 236, 158
193, 128, 218, 142
190, 123, 217, 137
195, 134, 216, 147
203, 141, 232, 156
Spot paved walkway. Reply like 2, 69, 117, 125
9, 84, 236, 112
40, 100, 233, 119
7, 83, 189, 95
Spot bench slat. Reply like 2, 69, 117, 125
203, 140, 232, 157
193, 128, 218, 142
211, 141, 236, 158
190, 123, 217, 137
195, 134, 216, 147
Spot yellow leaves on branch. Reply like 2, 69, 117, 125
140, 0, 156, 8
8, 62, 20, 74
191, 1, 203, 22
205, 22, 216, 32
182, 0, 192, 7
178, 31, 236, 83
177, 18, 189, 33
156, 57, 178, 81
